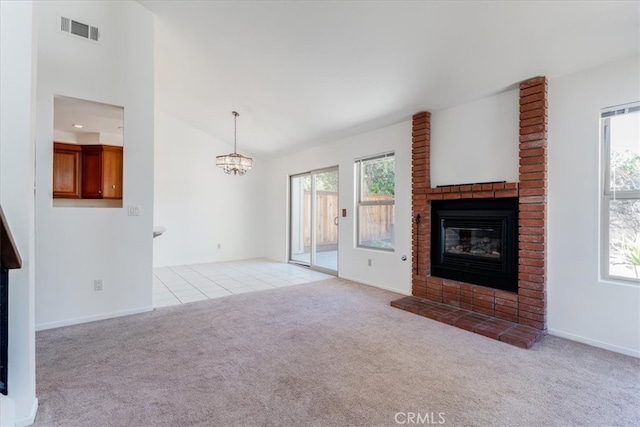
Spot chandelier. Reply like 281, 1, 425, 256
216, 111, 253, 175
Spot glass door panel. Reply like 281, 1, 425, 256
290, 174, 311, 266
314, 169, 338, 272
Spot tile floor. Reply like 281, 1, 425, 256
153, 258, 334, 308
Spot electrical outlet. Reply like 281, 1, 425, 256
367, 259, 372, 267
128, 205, 141, 216
94, 279, 103, 291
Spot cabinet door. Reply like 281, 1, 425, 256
102, 147, 123, 199
53, 143, 81, 198
81, 150, 103, 198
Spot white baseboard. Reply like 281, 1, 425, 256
35, 307, 153, 331
548, 328, 640, 358
15, 398, 38, 427
338, 275, 411, 296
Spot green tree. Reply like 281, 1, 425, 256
364, 157, 395, 196
610, 149, 640, 191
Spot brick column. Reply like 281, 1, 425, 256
518, 77, 548, 330
411, 112, 431, 298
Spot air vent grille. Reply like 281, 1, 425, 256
71, 21, 89, 38
60, 16, 70, 32
59, 16, 100, 43
89, 26, 99, 41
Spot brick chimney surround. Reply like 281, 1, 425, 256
391, 76, 548, 349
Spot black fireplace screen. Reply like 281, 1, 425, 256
445, 224, 501, 259
431, 198, 518, 292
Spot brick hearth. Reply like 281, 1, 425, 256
391, 296, 543, 349
392, 76, 548, 348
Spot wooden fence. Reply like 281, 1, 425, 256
303, 191, 338, 247
301, 192, 394, 248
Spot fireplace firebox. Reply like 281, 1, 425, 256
431, 197, 518, 292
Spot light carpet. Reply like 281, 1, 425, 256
34, 278, 640, 426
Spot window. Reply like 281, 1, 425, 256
601, 103, 640, 283
356, 152, 395, 250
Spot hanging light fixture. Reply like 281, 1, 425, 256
216, 111, 253, 175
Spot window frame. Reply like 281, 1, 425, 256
355, 151, 395, 252
600, 102, 640, 284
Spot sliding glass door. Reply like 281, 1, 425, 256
290, 167, 338, 274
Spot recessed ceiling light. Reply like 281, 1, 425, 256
72, 124, 83, 129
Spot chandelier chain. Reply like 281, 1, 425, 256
233, 111, 238, 154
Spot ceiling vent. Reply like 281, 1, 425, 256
59, 16, 100, 42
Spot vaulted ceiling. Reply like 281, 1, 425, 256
141, 1, 639, 158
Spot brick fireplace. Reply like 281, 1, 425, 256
392, 76, 548, 348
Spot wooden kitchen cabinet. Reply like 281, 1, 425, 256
53, 142, 82, 198
81, 145, 123, 199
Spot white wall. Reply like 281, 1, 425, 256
264, 121, 413, 295
0, 1, 38, 425
431, 88, 519, 186
52, 130, 77, 143
53, 131, 124, 146
153, 110, 265, 267
34, 1, 155, 330
547, 55, 640, 357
